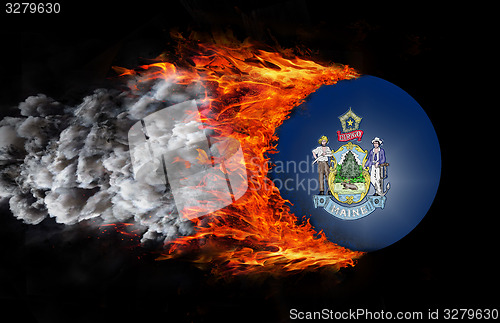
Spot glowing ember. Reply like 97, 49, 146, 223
115, 32, 364, 276
98, 223, 141, 242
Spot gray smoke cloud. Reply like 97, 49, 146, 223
0, 78, 204, 244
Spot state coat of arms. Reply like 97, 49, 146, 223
312, 108, 390, 220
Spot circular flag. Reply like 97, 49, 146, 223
270, 75, 441, 251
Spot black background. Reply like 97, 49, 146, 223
0, 1, 495, 322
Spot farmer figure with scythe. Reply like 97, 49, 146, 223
312, 135, 333, 195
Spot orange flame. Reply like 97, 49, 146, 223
115, 32, 364, 277
172, 156, 192, 169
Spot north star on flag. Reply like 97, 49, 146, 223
337, 107, 364, 141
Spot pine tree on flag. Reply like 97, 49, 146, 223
339, 151, 361, 180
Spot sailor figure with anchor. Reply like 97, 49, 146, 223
312, 135, 333, 195
365, 137, 390, 196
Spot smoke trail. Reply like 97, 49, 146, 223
0, 77, 204, 244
